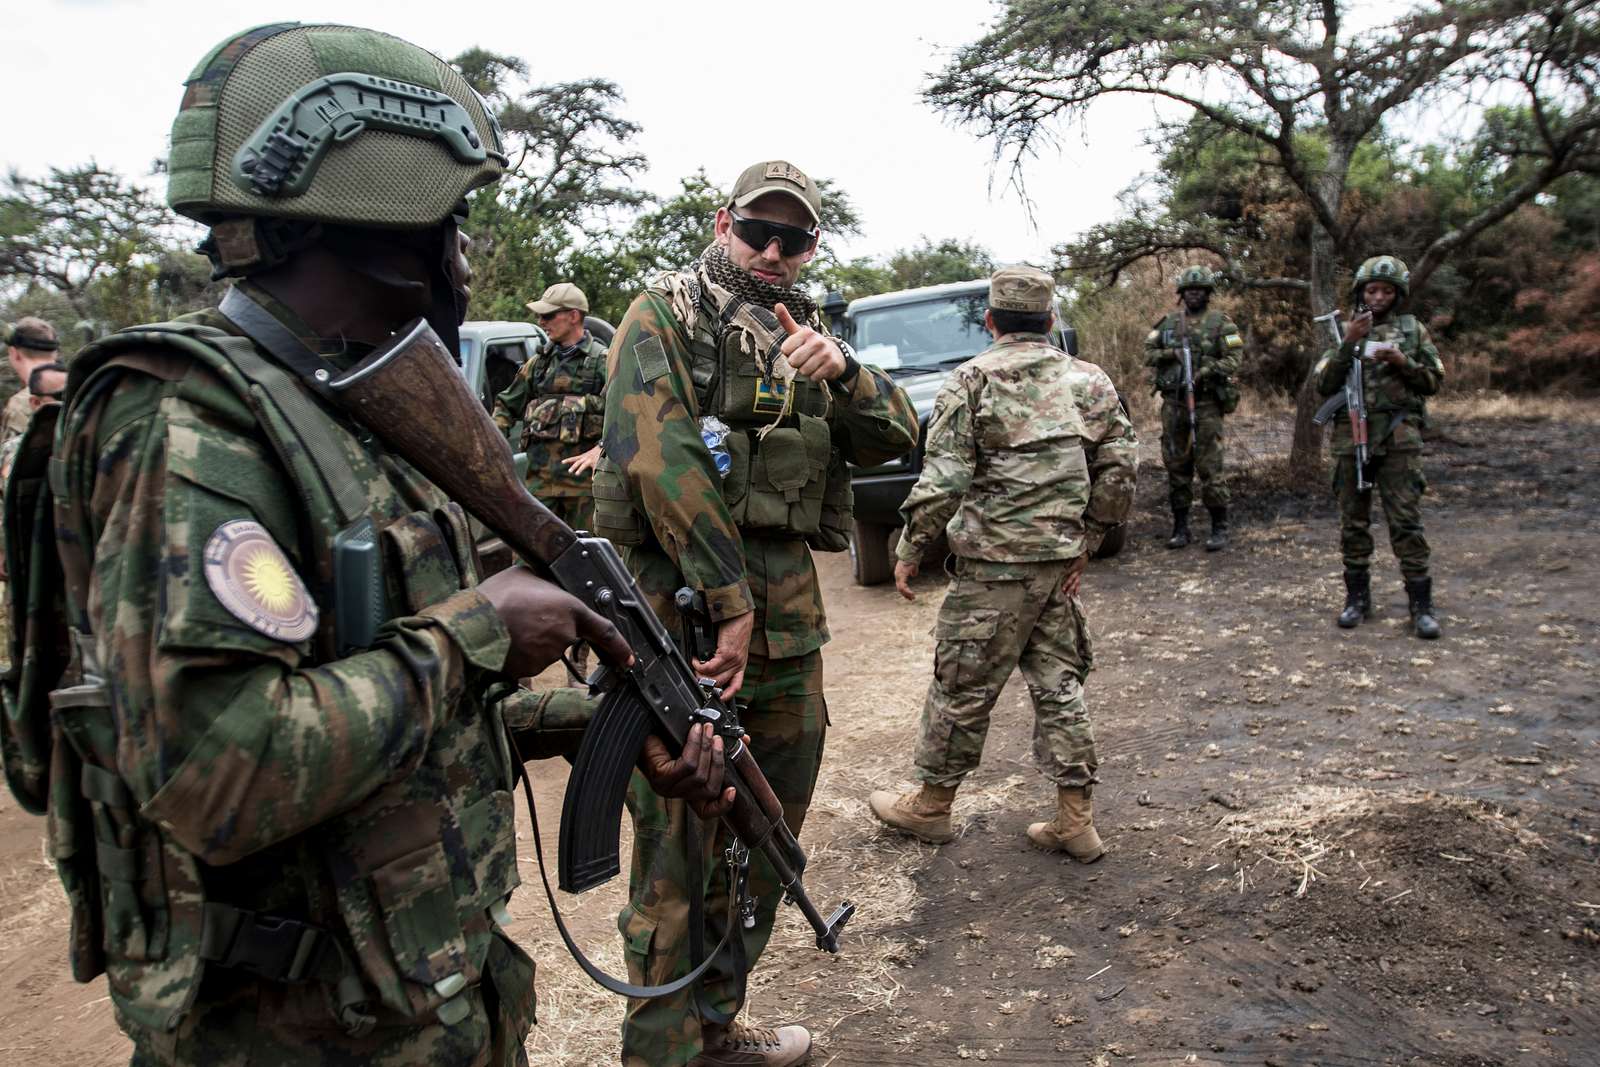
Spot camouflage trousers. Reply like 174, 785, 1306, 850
1160, 397, 1229, 510
914, 558, 1098, 789
1335, 450, 1430, 580
126, 931, 536, 1067
618, 649, 827, 1067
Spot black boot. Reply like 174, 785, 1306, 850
1405, 576, 1441, 639
1166, 507, 1192, 550
1337, 571, 1370, 629
1205, 505, 1229, 552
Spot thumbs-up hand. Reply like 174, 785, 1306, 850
774, 302, 847, 381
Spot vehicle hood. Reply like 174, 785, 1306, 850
893, 369, 953, 421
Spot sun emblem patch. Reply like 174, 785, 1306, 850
203, 519, 318, 643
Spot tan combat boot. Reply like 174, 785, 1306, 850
689, 1019, 813, 1066
868, 783, 958, 844
1026, 786, 1105, 862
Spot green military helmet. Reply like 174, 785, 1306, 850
167, 23, 507, 228
1175, 265, 1217, 292
1352, 254, 1410, 298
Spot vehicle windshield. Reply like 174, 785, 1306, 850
852, 293, 990, 375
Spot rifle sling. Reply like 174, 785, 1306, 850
687, 810, 749, 1026
506, 723, 739, 1000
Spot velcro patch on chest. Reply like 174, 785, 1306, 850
203, 519, 318, 643
753, 376, 789, 415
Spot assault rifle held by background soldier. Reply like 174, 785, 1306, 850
1179, 309, 1198, 451
1312, 306, 1392, 492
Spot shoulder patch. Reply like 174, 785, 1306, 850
204, 519, 318, 643
634, 334, 671, 383
1226, 333, 1244, 348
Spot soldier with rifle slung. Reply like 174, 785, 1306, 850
0, 24, 735, 1066
1313, 254, 1444, 639
1144, 265, 1244, 551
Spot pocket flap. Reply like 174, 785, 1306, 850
759, 427, 808, 492
934, 609, 1000, 641
369, 842, 471, 987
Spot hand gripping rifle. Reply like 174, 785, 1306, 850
1311, 309, 1372, 492
325, 319, 856, 978
1178, 311, 1198, 452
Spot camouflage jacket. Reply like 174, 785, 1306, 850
491, 331, 609, 498
1314, 312, 1444, 457
897, 334, 1138, 564
34, 289, 538, 1045
1143, 308, 1243, 399
0, 386, 31, 452
602, 272, 917, 659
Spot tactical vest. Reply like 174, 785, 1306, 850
1, 319, 522, 1036
518, 334, 607, 449
592, 286, 854, 552
1153, 310, 1239, 412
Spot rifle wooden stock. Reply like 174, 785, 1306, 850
328, 318, 576, 567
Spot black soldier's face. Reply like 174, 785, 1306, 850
1362, 281, 1397, 315
1181, 288, 1209, 312
715, 194, 817, 288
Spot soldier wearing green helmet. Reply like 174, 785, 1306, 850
1314, 253, 1445, 638
0, 23, 730, 1066
1143, 264, 1245, 551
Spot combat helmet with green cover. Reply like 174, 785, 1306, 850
167, 23, 507, 273
1175, 264, 1217, 292
1352, 254, 1410, 298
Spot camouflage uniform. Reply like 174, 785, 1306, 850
1144, 307, 1243, 511
0, 388, 31, 666
895, 333, 1137, 789
594, 244, 917, 1063
1314, 307, 1444, 579
490, 330, 608, 532
0, 25, 563, 1067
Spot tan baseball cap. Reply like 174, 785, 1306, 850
526, 282, 589, 316
989, 265, 1055, 314
729, 160, 822, 225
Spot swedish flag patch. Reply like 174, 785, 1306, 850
753, 376, 788, 415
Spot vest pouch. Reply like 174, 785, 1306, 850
743, 426, 806, 530
557, 396, 587, 445
1215, 379, 1241, 415
580, 396, 605, 441
382, 510, 467, 614
522, 396, 565, 443
592, 455, 645, 545
721, 428, 752, 516
369, 841, 473, 995
51, 689, 171, 965
44, 718, 107, 983
808, 449, 855, 553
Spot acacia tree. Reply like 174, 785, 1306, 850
928, 0, 1600, 472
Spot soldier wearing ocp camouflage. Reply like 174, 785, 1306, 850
594, 160, 918, 1066
0, 24, 725, 1067
867, 265, 1137, 860
490, 281, 609, 533
1314, 254, 1444, 639
1144, 265, 1244, 551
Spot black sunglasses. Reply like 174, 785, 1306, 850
729, 210, 819, 257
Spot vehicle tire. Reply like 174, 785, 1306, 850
1093, 523, 1127, 560
850, 521, 896, 585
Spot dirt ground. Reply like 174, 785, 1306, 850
1, 397, 1596, 1066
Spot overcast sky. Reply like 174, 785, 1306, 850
6, 0, 1189, 267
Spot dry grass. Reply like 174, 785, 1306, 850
1211, 785, 1543, 899
0, 835, 66, 939
1431, 391, 1600, 424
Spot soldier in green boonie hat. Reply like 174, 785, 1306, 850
1143, 263, 1246, 551
0, 23, 731, 1067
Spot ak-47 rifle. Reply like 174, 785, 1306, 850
325, 319, 855, 972
1178, 311, 1198, 452
1312, 308, 1372, 492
